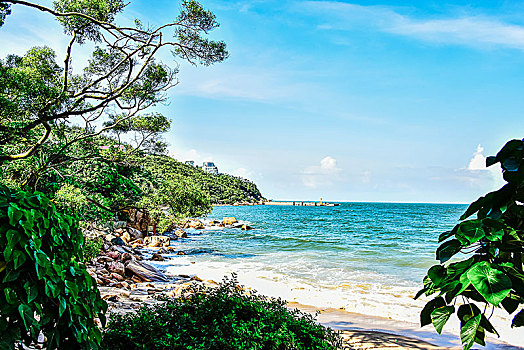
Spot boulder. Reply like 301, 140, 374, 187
121, 231, 132, 243
222, 217, 237, 225
151, 253, 164, 261
105, 251, 121, 260
125, 260, 168, 282
127, 227, 144, 240
157, 248, 169, 254
231, 223, 244, 229
144, 235, 170, 247
174, 229, 188, 238
187, 220, 204, 229
104, 234, 117, 242
176, 251, 186, 255
241, 224, 253, 231
121, 252, 133, 262
107, 261, 125, 276
127, 209, 151, 234
111, 237, 126, 246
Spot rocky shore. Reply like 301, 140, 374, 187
82, 217, 253, 318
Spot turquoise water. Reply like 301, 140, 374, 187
161, 202, 467, 322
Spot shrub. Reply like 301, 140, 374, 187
0, 185, 107, 349
83, 237, 104, 263
102, 275, 343, 349
418, 139, 524, 350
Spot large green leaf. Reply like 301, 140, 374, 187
430, 305, 454, 334
428, 265, 446, 286
460, 314, 481, 350
467, 262, 511, 306
420, 297, 446, 327
436, 239, 462, 263
456, 220, 485, 245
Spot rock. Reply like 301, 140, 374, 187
111, 237, 126, 246
107, 261, 125, 276
106, 251, 121, 260
127, 227, 144, 240
110, 272, 124, 281
151, 253, 164, 261
174, 229, 188, 238
131, 275, 143, 283
157, 248, 169, 254
188, 220, 204, 229
176, 251, 186, 255
241, 224, 253, 231
128, 209, 151, 234
121, 231, 132, 243
105, 234, 117, 242
114, 228, 124, 235
231, 223, 244, 229
125, 260, 168, 282
144, 235, 170, 248
222, 217, 238, 225
190, 276, 203, 282
97, 256, 113, 263
121, 252, 133, 262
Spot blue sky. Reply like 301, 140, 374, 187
2, 1, 524, 203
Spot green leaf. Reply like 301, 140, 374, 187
420, 297, 446, 327
7, 205, 23, 226
467, 262, 511, 306
512, 310, 524, 328
428, 265, 446, 286
501, 297, 519, 314
436, 239, 462, 263
456, 220, 485, 244
460, 314, 481, 350
58, 296, 67, 317
18, 304, 36, 330
4, 288, 17, 304
24, 282, 38, 303
12, 250, 26, 269
430, 305, 454, 334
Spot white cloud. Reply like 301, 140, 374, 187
301, 156, 342, 188
468, 144, 487, 170
302, 1, 524, 51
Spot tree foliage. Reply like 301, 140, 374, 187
418, 139, 524, 349
0, 185, 106, 349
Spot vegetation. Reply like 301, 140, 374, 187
141, 155, 264, 205
418, 139, 524, 350
102, 275, 343, 350
0, 185, 107, 349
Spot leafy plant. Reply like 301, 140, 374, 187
0, 185, 107, 349
82, 236, 104, 263
102, 275, 342, 349
418, 139, 524, 349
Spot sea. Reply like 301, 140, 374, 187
147, 202, 523, 348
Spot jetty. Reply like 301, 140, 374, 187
263, 199, 339, 207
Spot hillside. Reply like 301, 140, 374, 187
142, 155, 265, 204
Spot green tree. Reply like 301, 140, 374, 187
418, 139, 524, 350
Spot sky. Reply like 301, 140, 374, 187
1, 0, 524, 203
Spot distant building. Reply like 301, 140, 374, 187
185, 160, 195, 166
202, 161, 219, 175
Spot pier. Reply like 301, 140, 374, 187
263, 201, 339, 207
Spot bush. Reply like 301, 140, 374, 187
0, 185, 107, 349
83, 237, 104, 263
418, 139, 524, 350
102, 275, 343, 349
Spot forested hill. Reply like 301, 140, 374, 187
142, 155, 264, 204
